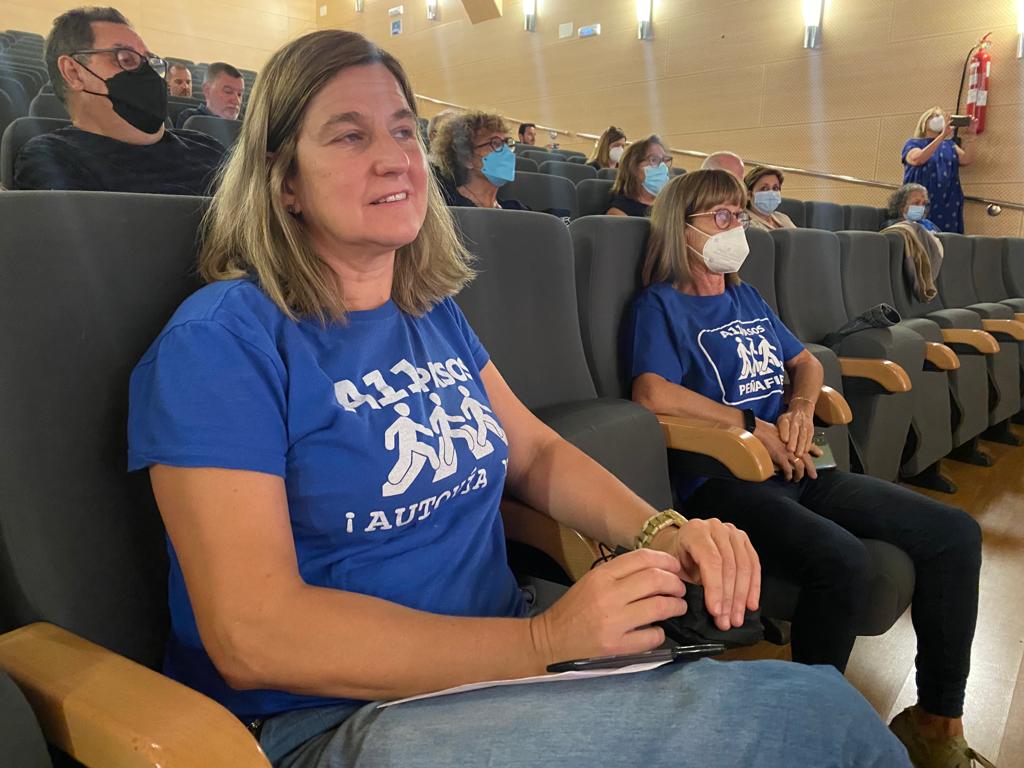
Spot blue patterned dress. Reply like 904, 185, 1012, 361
902, 138, 964, 233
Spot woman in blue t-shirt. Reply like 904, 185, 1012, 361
126, 31, 909, 768
626, 169, 986, 767
901, 107, 979, 234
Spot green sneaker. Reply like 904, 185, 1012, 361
889, 708, 997, 768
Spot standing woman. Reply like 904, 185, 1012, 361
902, 107, 978, 234
587, 126, 627, 171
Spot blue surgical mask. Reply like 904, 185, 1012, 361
753, 190, 782, 214
643, 163, 669, 196
481, 145, 516, 187
906, 205, 926, 221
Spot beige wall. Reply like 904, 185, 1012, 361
0, 0, 317, 70
319, 0, 1024, 236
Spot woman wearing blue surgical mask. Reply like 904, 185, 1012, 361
431, 111, 527, 210
743, 166, 796, 231
901, 107, 978, 234
607, 135, 671, 217
883, 183, 939, 232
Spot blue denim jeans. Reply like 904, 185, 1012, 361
260, 659, 910, 768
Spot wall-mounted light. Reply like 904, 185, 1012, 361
803, 0, 824, 49
636, 0, 653, 40
355, 0, 364, 11
523, 0, 537, 32
427, 0, 438, 21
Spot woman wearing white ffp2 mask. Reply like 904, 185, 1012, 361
586, 125, 627, 170
743, 165, 797, 231
901, 107, 978, 234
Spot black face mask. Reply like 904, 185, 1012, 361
80, 61, 168, 134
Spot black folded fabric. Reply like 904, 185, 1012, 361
658, 582, 764, 649
822, 303, 901, 351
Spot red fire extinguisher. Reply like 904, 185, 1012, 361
965, 33, 992, 134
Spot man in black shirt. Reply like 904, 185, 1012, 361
174, 62, 244, 129
14, 7, 224, 195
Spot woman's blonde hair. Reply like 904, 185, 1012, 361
587, 125, 626, 168
199, 29, 473, 322
612, 135, 664, 200
914, 106, 944, 138
643, 169, 746, 288
431, 110, 508, 186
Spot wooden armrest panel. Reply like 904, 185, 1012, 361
815, 385, 852, 425
940, 328, 999, 354
656, 415, 773, 483
1015, 313, 1024, 324
838, 358, 912, 393
924, 342, 960, 371
0, 623, 271, 768
501, 497, 601, 582
980, 318, 1024, 342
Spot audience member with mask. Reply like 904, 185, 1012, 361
431, 111, 526, 210
883, 183, 940, 232
14, 6, 224, 194
606, 135, 671, 217
586, 126, 626, 171
744, 165, 796, 231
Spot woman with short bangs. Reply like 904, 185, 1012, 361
126, 31, 908, 768
605, 135, 672, 217
626, 169, 988, 768
743, 165, 796, 231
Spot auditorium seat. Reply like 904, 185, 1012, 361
776, 197, 805, 227
497, 170, 578, 219
0, 75, 27, 116
514, 155, 538, 173
972, 236, 1024, 313
28, 92, 68, 119
934, 233, 1022, 440
516, 149, 562, 165
576, 178, 615, 217
772, 228, 919, 480
566, 155, 586, 164
597, 167, 618, 181
1003, 238, 1024, 302
183, 114, 242, 148
804, 201, 844, 231
1, 116, 70, 188
0, 90, 17, 151
0, 671, 50, 768
538, 159, 597, 185
843, 205, 884, 232
568, 214, 913, 635
552, 149, 586, 161
837, 231, 957, 489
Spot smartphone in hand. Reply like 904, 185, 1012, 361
547, 643, 725, 674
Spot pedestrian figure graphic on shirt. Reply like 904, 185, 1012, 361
755, 337, 782, 374
382, 402, 439, 497
736, 337, 756, 380
457, 385, 507, 456
428, 393, 466, 481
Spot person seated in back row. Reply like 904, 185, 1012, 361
15, 6, 224, 195
126, 29, 910, 768
606, 135, 671, 217
744, 165, 797, 231
625, 169, 989, 768
517, 121, 536, 146
884, 182, 940, 232
586, 125, 626, 171
431, 110, 527, 210
166, 61, 192, 97
701, 150, 745, 179
174, 61, 244, 127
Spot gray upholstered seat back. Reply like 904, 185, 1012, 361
970, 236, 1009, 303
843, 205, 884, 232
517, 149, 562, 165
804, 201, 843, 231
837, 231, 897, 318
182, 114, 242, 148
569, 215, 651, 399
771, 228, 848, 343
0, 191, 207, 668
27, 92, 67, 119
514, 156, 538, 173
0, 671, 51, 768
539, 160, 596, 185
597, 167, 618, 181
738, 227, 778, 312
576, 178, 615, 217
1, 115, 69, 188
1004, 238, 1024, 297
452, 208, 597, 409
497, 171, 578, 219
934, 233, 980, 308
776, 197, 805, 227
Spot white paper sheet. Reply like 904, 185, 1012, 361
377, 659, 671, 709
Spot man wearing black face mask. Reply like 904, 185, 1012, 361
14, 6, 224, 194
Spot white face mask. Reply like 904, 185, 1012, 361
927, 115, 945, 133
687, 223, 749, 274
609, 145, 625, 163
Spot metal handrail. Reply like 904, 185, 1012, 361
416, 94, 1023, 214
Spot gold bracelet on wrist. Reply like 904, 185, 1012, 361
635, 509, 687, 550
790, 396, 815, 409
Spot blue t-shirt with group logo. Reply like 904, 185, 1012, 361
625, 281, 804, 499
127, 279, 523, 719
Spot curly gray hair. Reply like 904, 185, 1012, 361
431, 110, 508, 187
886, 183, 929, 221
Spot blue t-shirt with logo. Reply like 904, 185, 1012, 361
625, 281, 804, 499
128, 279, 523, 719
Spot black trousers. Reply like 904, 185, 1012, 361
685, 469, 981, 718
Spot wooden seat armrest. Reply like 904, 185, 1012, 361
0, 623, 271, 768
814, 386, 853, 425
838, 358, 912, 393
940, 328, 999, 354
656, 414, 773, 483
1015, 313, 1024, 324
924, 342, 960, 371
501, 497, 601, 582
980, 318, 1024, 342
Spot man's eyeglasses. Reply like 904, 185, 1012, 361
690, 209, 751, 230
71, 48, 167, 78
643, 154, 674, 167
474, 136, 516, 153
